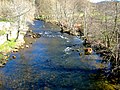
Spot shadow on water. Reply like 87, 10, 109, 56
0, 20, 111, 90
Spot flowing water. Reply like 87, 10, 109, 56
0, 20, 110, 90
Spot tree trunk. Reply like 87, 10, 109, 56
6, 34, 11, 41
84, 8, 87, 37
14, 17, 20, 42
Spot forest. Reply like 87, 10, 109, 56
0, 0, 120, 89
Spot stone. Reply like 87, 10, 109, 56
2, 61, 7, 65
20, 46, 24, 49
15, 47, 19, 49
84, 48, 93, 55
36, 34, 41, 38
4, 55, 9, 59
30, 42, 32, 44
79, 53, 83, 56
0, 63, 5, 67
76, 49, 80, 52
29, 30, 32, 33
25, 45, 29, 48
13, 49, 19, 52
32, 35, 36, 38
12, 55, 16, 59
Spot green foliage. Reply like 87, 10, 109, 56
0, 18, 9, 22
0, 54, 4, 60
0, 39, 16, 52
0, 18, 14, 22
35, 15, 46, 20
0, 30, 6, 35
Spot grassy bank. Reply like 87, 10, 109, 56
0, 39, 17, 66
0, 30, 42, 67
0, 39, 16, 53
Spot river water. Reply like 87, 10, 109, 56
0, 20, 110, 90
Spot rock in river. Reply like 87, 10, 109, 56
12, 55, 16, 59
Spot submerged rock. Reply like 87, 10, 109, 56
36, 33, 41, 38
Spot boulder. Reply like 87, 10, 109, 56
25, 45, 29, 48
84, 48, 93, 55
12, 55, 16, 59
13, 49, 19, 53
0, 63, 5, 67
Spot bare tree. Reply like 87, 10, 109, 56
111, 0, 120, 69
0, 0, 35, 41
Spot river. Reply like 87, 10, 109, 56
0, 20, 110, 90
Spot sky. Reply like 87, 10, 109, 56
89, 0, 120, 3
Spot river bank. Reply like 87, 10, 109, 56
84, 39, 120, 87
0, 28, 41, 67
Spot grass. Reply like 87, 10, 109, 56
35, 15, 46, 20
0, 18, 14, 22
0, 18, 9, 22
0, 54, 4, 60
0, 30, 6, 35
0, 39, 16, 53
0, 39, 16, 63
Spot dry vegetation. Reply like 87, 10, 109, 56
35, 0, 120, 81
0, 0, 35, 41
